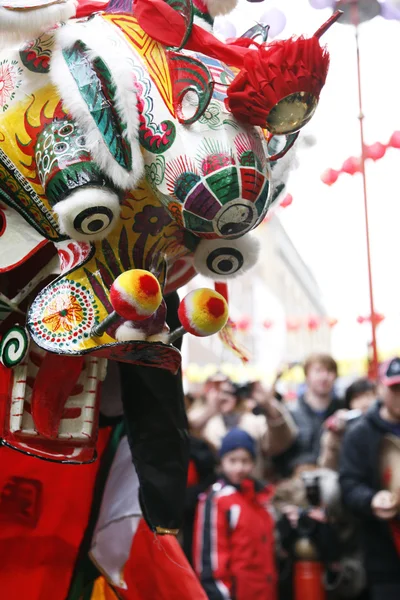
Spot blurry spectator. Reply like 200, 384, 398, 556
187, 373, 230, 435
189, 377, 296, 478
193, 429, 277, 600
183, 435, 217, 565
319, 378, 377, 470
273, 353, 342, 477
340, 358, 400, 600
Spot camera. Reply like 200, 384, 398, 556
232, 382, 254, 400
301, 472, 322, 507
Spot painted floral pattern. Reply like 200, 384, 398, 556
0, 60, 23, 113
29, 280, 99, 348
199, 102, 221, 128
42, 294, 84, 333
133, 204, 172, 236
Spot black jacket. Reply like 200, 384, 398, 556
273, 395, 342, 477
182, 436, 216, 564
339, 402, 400, 584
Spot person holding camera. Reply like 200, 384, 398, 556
188, 376, 297, 478
319, 378, 377, 471
340, 358, 400, 600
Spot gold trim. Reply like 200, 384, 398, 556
155, 526, 179, 536
266, 91, 318, 136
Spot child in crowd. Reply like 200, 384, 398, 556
193, 428, 277, 600
340, 358, 400, 600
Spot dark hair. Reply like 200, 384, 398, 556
344, 378, 376, 410
303, 353, 338, 377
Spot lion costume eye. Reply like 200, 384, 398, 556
194, 235, 260, 280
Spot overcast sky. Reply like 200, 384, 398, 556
216, 0, 400, 359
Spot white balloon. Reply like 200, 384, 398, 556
213, 18, 237, 40
260, 7, 287, 38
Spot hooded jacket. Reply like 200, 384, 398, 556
193, 478, 277, 600
339, 401, 400, 584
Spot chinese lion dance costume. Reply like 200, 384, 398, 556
0, 0, 338, 596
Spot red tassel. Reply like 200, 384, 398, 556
214, 282, 250, 363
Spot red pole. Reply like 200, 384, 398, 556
351, 1, 379, 380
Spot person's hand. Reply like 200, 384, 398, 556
281, 504, 300, 528
325, 409, 349, 434
308, 507, 327, 523
205, 381, 236, 415
251, 381, 274, 407
371, 490, 398, 520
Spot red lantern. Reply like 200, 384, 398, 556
371, 312, 385, 326
280, 194, 293, 208
286, 319, 300, 332
263, 320, 273, 330
321, 168, 339, 186
341, 156, 361, 175
389, 131, 400, 149
307, 316, 320, 331
236, 316, 252, 332
327, 317, 338, 328
365, 142, 386, 161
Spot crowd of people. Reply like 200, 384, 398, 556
180, 354, 400, 600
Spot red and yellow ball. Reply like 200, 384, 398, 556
110, 269, 162, 321
178, 288, 229, 337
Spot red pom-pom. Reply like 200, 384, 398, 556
226, 36, 329, 128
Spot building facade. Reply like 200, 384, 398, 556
181, 215, 331, 383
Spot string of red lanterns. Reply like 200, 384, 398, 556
321, 131, 400, 186
231, 314, 386, 333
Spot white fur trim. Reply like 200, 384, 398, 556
50, 18, 144, 190
0, 0, 76, 49
270, 142, 299, 204
194, 234, 260, 280
115, 322, 146, 342
54, 187, 120, 241
203, 0, 238, 18
147, 331, 169, 344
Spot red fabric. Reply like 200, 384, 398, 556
187, 459, 199, 487
75, 0, 110, 17
133, 0, 329, 127
120, 519, 207, 599
31, 353, 85, 439
193, 479, 277, 600
134, 0, 248, 67
0, 427, 111, 600
226, 37, 329, 127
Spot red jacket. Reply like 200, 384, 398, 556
193, 478, 277, 600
